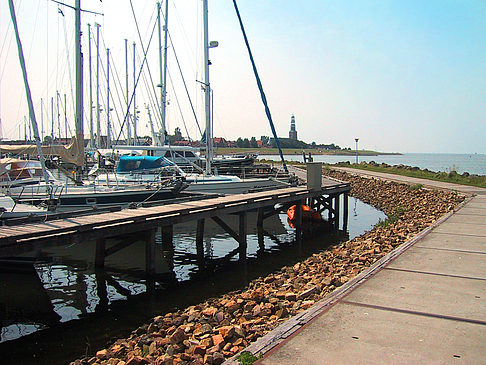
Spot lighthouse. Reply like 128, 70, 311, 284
289, 115, 297, 140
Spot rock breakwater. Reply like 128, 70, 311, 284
71, 170, 465, 365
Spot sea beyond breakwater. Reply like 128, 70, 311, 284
262, 153, 486, 176
69, 169, 465, 365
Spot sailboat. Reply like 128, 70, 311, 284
95, 0, 295, 195
5, 0, 187, 212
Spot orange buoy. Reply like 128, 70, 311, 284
287, 204, 322, 222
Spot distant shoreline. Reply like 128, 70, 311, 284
214, 147, 401, 156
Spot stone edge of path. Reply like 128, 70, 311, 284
224, 180, 473, 364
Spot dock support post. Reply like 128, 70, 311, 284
239, 212, 247, 262
95, 238, 106, 268
335, 194, 340, 229
295, 199, 303, 244
343, 192, 349, 231
161, 225, 173, 246
196, 219, 205, 266
144, 228, 157, 276
257, 208, 264, 250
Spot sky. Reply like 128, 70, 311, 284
1, 0, 485, 154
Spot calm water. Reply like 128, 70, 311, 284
0, 197, 384, 364
262, 153, 486, 175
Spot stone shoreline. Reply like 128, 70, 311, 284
71, 169, 465, 365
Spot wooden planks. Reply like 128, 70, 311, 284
0, 184, 350, 251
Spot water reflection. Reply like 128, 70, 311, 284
0, 197, 385, 363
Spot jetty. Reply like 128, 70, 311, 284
236, 167, 486, 364
0, 176, 350, 276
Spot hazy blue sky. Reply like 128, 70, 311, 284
1, 0, 485, 153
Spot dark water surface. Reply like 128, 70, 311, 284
0, 197, 384, 364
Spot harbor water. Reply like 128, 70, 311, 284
261, 153, 486, 175
0, 197, 384, 364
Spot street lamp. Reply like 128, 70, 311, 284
355, 138, 359, 164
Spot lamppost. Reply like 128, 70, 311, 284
355, 138, 359, 164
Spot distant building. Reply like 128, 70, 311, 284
289, 115, 297, 140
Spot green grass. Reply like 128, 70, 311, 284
236, 351, 262, 365
376, 206, 407, 228
336, 162, 486, 188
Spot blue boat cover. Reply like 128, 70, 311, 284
116, 155, 175, 173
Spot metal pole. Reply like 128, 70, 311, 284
133, 42, 138, 145
106, 48, 111, 149
51, 97, 54, 140
64, 93, 68, 141
203, 0, 212, 175
40, 98, 44, 141
355, 138, 359, 164
88, 24, 94, 148
125, 39, 131, 145
161, 0, 169, 143
74, 0, 84, 152
56, 91, 60, 141
96, 23, 101, 148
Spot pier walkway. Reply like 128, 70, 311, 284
239, 167, 486, 364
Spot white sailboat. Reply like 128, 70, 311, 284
5, 0, 187, 212
94, 0, 294, 195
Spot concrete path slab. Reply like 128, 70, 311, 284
415, 232, 486, 252
445, 214, 486, 225
388, 246, 486, 279
344, 268, 486, 322
433, 223, 486, 237
259, 303, 486, 365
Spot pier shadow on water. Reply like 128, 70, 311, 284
0, 197, 385, 364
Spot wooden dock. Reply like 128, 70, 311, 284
0, 179, 350, 275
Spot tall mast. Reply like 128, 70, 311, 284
106, 48, 111, 149
64, 93, 68, 140
74, 0, 84, 157
56, 91, 60, 141
51, 97, 54, 140
203, 0, 212, 175
125, 38, 131, 145
88, 24, 94, 148
40, 98, 44, 141
8, 0, 51, 186
133, 42, 138, 145
95, 23, 101, 148
157, 1, 168, 145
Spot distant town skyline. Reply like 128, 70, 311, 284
1, 0, 485, 154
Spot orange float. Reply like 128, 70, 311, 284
287, 204, 322, 222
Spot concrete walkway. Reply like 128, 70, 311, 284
238, 168, 486, 364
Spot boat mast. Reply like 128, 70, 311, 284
157, 1, 169, 146
125, 39, 132, 145
203, 0, 212, 175
88, 24, 94, 148
74, 0, 84, 178
8, 0, 51, 187
133, 42, 138, 145
106, 48, 111, 149
95, 23, 101, 148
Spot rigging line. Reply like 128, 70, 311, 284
49, 0, 104, 16
232, 0, 288, 173
137, 50, 163, 132
97, 32, 126, 141
113, 0, 158, 145
139, 57, 162, 133
107, 50, 131, 141
168, 70, 192, 142
61, 8, 76, 124
168, 30, 202, 137
128, 2, 161, 132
